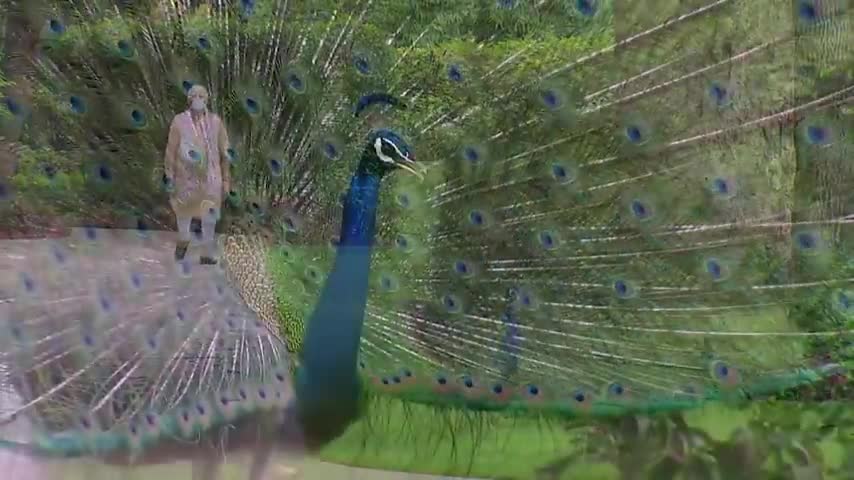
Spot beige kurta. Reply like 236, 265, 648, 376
164, 110, 230, 219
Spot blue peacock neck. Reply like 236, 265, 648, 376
293, 155, 383, 448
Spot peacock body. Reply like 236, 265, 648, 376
0, 0, 853, 478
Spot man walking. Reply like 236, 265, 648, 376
163, 85, 231, 265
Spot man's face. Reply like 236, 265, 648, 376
189, 91, 209, 104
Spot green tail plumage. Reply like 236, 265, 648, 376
1, 0, 853, 479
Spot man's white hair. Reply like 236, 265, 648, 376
187, 84, 209, 99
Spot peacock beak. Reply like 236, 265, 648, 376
395, 154, 425, 180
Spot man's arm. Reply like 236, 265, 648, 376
163, 117, 180, 189
217, 117, 231, 193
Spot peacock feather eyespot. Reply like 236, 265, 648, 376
515, 288, 538, 310
41, 163, 57, 181
181, 80, 194, 94
805, 124, 831, 146
47, 18, 66, 35
833, 290, 854, 315
95, 163, 113, 183
396, 193, 411, 208
709, 176, 736, 198
196, 36, 211, 51
703, 258, 727, 282
461, 376, 475, 389
98, 292, 113, 314
524, 384, 541, 400
378, 273, 399, 292
794, 230, 821, 254
447, 64, 464, 83
497, 0, 516, 8
612, 279, 636, 299
395, 234, 413, 252
50, 243, 68, 265
629, 198, 652, 220
442, 293, 463, 313
709, 360, 739, 386
68, 95, 87, 114
353, 54, 372, 75
707, 82, 731, 107
575, 0, 598, 16
468, 209, 486, 226
269, 157, 284, 176
570, 389, 593, 410
605, 382, 628, 399
305, 266, 322, 284
539, 88, 564, 111
9, 325, 24, 341
537, 230, 559, 250
322, 140, 341, 160
624, 125, 644, 144
84, 225, 98, 240
115, 39, 135, 59
226, 147, 238, 163
240, 0, 256, 15
244, 96, 261, 115
285, 72, 306, 94
550, 162, 575, 184
461, 145, 482, 164
129, 108, 146, 128
144, 412, 159, 428
797, 0, 822, 23
19, 272, 36, 294
452, 259, 475, 278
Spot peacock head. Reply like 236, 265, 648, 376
354, 92, 422, 179
357, 128, 421, 179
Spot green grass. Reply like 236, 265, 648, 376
309, 304, 848, 480
314, 399, 850, 480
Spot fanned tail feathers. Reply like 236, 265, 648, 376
0, 0, 853, 471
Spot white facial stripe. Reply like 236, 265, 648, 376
381, 138, 413, 163
374, 138, 395, 164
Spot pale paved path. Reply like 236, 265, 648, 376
0, 228, 479, 480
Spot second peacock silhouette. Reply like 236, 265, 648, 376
0, 0, 852, 479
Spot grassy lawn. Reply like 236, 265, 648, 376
315, 398, 849, 480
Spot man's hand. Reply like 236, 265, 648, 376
162, 172, 174, 192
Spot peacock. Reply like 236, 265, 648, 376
0, 0, 852, 479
